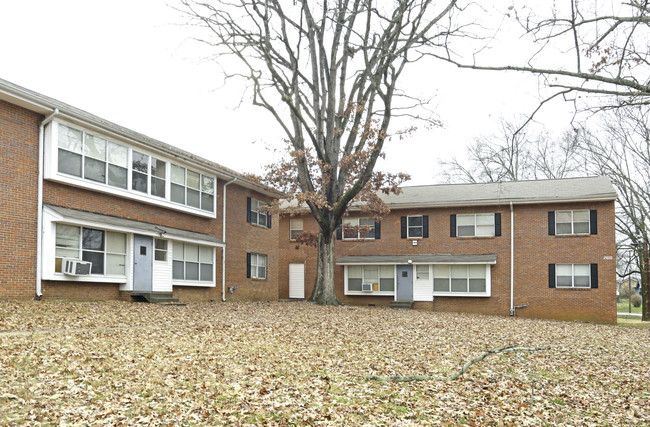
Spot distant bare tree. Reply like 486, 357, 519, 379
438, 118, 583, 183
578, 105, 650, 320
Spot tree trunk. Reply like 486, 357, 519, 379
309, 231, 341, 305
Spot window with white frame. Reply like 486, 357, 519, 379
343, 217, 375, 240
249, 253, 267, 279
347, 265, 394, 292
407, 216, 423, 238
54, 122, 215, 214
170, 164, 215, 212
416, 265, 429, 280
555, 210, 590, 235
154, 239, 168, 261
250, 199, 269, 227
54, 224, 126, 276
433, 264, 488, 294
556, 264, 590, 288
290, 219, 303, 240
172, 242, 214, 282
457, 213, 495, 237
58, 124, 130, 190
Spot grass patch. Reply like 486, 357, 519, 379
617, 301, 642, 314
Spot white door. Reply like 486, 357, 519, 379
289, 263, 305, 299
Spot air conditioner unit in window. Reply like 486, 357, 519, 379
362, 283, 373, 292
62, 258, 92, 276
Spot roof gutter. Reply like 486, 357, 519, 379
222, 178, 237, 301
36, 108, 59, 300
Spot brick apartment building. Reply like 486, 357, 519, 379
279, 179, 618, 324
0, 78, 618, 323
0, 78, 281, 303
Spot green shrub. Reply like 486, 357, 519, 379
630, 293, 642, 307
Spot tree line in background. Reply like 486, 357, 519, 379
182, 0, 650, 318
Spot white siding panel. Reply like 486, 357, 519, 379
413, 265, 433, 301
152, 242, 172, 293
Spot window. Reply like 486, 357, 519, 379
54, 224, 126, 276
556, 264, 590, 288
407, 216, 423, 238
290, 219, 303, 240
154, 239, 168, 261
416, 265, 429, 280
457, 213, 495, 237
172, 242, 214, 282
342, 218, 375, 240
248, 198, 270, 227
54, 122, 216, 214
169, 164, 215, 212
433, 265, 488, 295
248, 253, 267, 279
347, 265, 394, 292
556, 210, 590, 235
58, 124, 129, 190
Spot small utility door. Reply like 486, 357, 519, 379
396, 264, 414, 301
289, 263, 305, 299
133, 234, 153, 292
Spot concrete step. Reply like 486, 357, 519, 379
130, 292, 183, 305
389, 300, 414, 309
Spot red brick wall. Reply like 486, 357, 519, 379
0, 100, 42, 299
222, 186, 279, 302
42, 281, 131, 301
278, 201, 617, 323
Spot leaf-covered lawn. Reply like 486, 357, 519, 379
1, 301, 648, 425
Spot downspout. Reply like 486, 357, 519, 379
36, 108, 59, 300
509, 201, 514, 315
221, 177, 237, 301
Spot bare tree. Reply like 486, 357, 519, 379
180, 0, 465, 304
435, 1, 650, 115
438, 118, 582, 183
578, 106, 650, 320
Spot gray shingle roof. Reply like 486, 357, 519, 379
336, 254, 497, 264
379, 176, 616, 208
46, 205, 224, 245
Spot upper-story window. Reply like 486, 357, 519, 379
556, 210, 590, 235
170, 165, 214, 212
457, 213, 495, 237
290, 219, 303, 240
247, 198, 271, 228
343, 218, 375, 240
53, 122, 216, 215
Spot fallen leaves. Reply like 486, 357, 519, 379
0, 300, 648, 425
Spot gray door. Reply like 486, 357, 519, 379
133, 234, 153, 291
396, 265, 413, 301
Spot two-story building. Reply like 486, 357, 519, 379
0, 78, 281, 303
278, 178, 617, 324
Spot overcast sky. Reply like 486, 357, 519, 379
0, 1, 577, 185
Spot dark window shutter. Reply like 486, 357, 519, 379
374, 221, 381, 239
246, 253, 251, 278
591, 264, 598, 288
423, 216, 429, 238
267, 212, 272, 228
495, 213, 501, 236
590, 210, 598, 235
450, 214, 457, 237
549, 264, 556, 288
336, 227, 342, 240
401, 217, 407, 239
548, 211, 555, 235
246, 197, 252, 223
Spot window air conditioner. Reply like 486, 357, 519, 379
62, 258, 92, 276
362, 283, 373, 292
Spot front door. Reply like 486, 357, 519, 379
133, 234, 153, 291
396, 264, 413, 301
289, 263, 305, 299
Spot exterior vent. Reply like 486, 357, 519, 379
362, 283, 373, 292
62, 258, 92, 276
